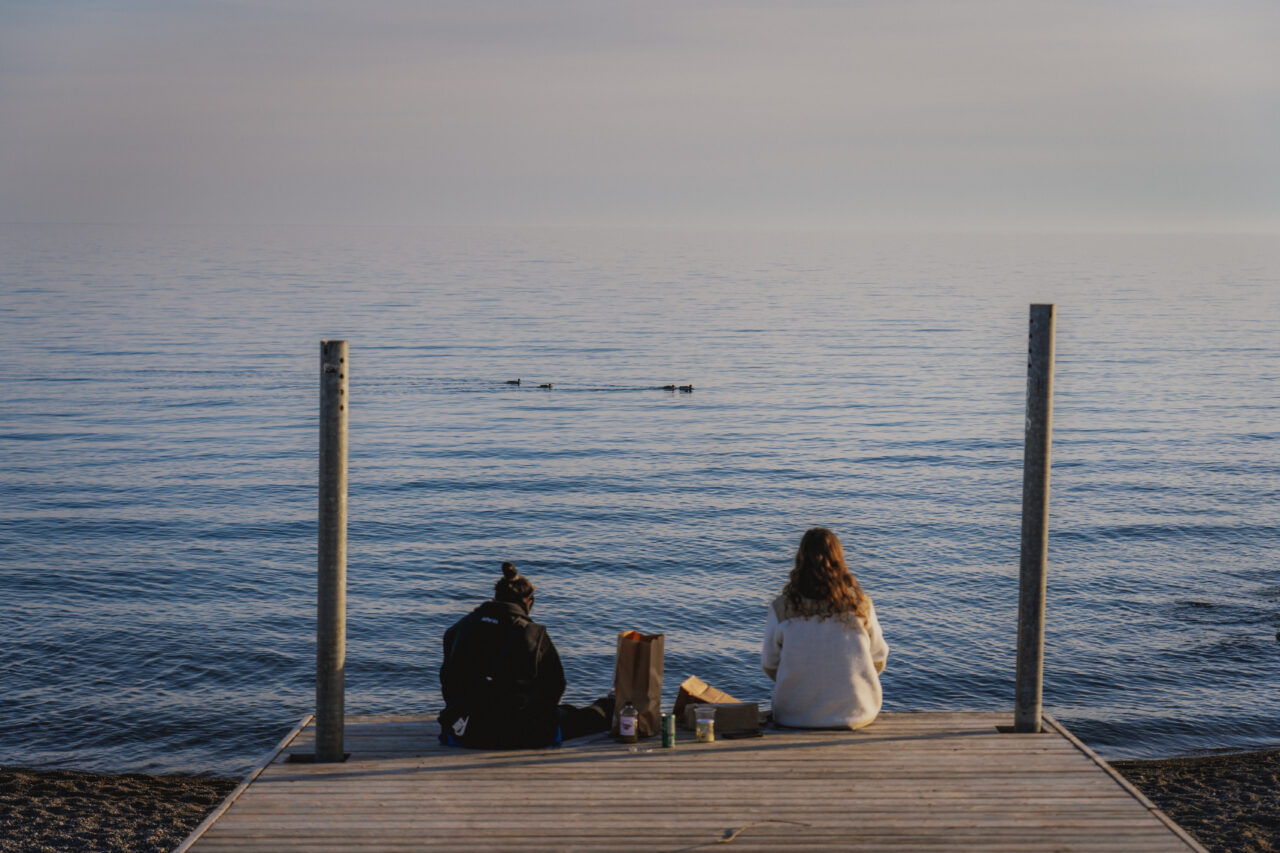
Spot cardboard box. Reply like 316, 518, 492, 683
683, 702, 760, 734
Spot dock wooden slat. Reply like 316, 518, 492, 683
182, 712, 1206, 852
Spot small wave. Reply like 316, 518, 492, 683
1055, 522, 1280, 543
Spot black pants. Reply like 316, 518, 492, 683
557, 694, 615, 741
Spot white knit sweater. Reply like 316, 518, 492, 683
761, 594, 889, 729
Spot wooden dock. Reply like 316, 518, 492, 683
178, 711, 1206, 852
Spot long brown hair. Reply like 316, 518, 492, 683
782, 527, 871, 627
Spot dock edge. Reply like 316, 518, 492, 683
1042, 712, 1209, 853
172, 714, 313, 853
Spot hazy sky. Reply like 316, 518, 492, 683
2, 0, 1277, 230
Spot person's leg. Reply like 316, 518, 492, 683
557, 694, 616, 740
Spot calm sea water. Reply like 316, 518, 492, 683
1, 224, 1277, 776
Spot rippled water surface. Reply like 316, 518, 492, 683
1, 224, 1277, 775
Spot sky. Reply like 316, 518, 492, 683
1, 0, 1278, 231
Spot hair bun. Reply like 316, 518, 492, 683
501, 561, 519, 580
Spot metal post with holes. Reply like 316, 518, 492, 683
317, 340, 348, 761
1014, 305, 1055, 733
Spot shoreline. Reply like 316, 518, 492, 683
3, 749, 1276, 853
1111, 748, 1280, 853
0, 767, 234, 853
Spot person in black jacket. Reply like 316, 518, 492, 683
438, 562, 612, 749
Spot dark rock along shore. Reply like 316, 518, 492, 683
2, 750, 1277, 853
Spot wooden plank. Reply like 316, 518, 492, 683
246, 768, 1125, 783
207, 821, 1170, 835
189, 712, 1200, 853
279, 739, 1080, 753
240, 781, 1136, 795
270, 739, 1097, 758
220, 796, 1148, 809
192, 841, 1188, 853
262, 761, 1096, 773
220, 788, 1141, 804
199, 822, 1185, 836
281, 740, 1077, 756
227, 790, 1140, 802
199, 833, 1184, 846
175, 714, 312, 852
246, 776, 1125, 786
1042, 713, 1210, 853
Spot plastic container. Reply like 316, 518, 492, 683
618, 701, 639, 744
694, 704, 716, 743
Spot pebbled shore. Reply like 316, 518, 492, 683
0, 768, 234, 853
1112, 750, 1280, 853
2, 750, 1277, 853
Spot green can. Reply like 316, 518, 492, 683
661, 713, 676, 748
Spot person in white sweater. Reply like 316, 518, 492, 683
762, 527, 889, 729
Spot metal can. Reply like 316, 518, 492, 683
661, 713, 676, 748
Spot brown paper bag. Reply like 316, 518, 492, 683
610, 630, 664, 737
671, 676, 741, 729
671, 675, 739, 721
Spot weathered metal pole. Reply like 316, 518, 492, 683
1014, 305, 1055, 733
317, 340, 348, 761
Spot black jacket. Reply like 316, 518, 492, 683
438, 599, 566, 749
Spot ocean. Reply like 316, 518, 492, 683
1, 224, 1277, 776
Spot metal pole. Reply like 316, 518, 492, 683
1014, 305, 1055, 733
317, 340, 348, 761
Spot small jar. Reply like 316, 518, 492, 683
694, 704, 716, 743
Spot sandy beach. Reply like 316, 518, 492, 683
2, 749, 1276, 852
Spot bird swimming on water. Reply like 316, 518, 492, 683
679, 384, 694, 392
539, 383, 553, 389
505, 379, 521, 385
